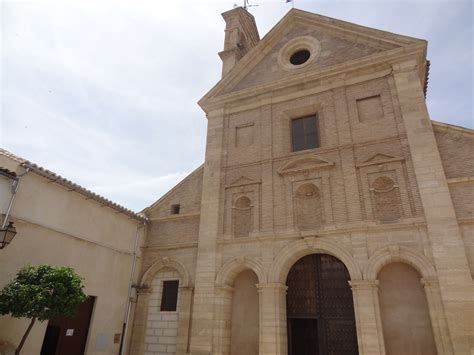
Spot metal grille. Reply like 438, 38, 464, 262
286, 254, 359, 355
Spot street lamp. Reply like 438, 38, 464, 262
0, 222, 17, 249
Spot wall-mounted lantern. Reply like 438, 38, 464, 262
0, 221, 17, 249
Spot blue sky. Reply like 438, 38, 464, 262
1, 0, 472, 211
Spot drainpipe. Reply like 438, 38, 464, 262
1, 168, 29, 229
119, 218, 146, 355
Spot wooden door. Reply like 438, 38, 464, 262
40, 296, 95, 355
286, 254, 358, 355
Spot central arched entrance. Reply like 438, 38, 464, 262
286, 254, 359, 355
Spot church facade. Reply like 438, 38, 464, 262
129, 8, 474, 355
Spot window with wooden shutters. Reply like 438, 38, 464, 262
291, 115, 319, 152
160, 280, 179, 311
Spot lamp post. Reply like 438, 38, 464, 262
0, 221, 17, 249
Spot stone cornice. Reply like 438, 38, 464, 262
149, 213, 200, 222
432, 120, 474, 137
200, 43, 426, 114
199, 8, 427, 112
447, 177, 474, 185
224, 135, 407, 171
349, 280, 379, 289
142, 241, 198, 251
217, 217, 427, 245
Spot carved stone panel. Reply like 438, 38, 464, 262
278, 155, 335, 231
224, 176, 261, 238
356, 153, 413, 221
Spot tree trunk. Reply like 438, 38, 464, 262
15, 317, 36, 355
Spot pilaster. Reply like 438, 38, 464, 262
333, 87, 363, 222
349, 280, 385, 355
259, 94, 275, 232
176, 286, 194, 355
212, 285, 234, 355
188, 108, 226, 354
421, 278, 454, 355
257, 283, 288, 355
392, 60, 474, 354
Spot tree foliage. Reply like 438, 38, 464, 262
0, 265, 87, 354
0, 264, 87, 321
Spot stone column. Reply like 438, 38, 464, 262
212, 285, 234, 355
392, 60, 474, 353
176, 286, 194, 355
349, 280, 385, 355
129, 288, 152, 355
188, 108, 226, 354
257, 283, 288, 355
421, 278, 454, 355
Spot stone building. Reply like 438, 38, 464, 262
128, 7, 474, 355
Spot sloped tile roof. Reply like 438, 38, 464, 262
0, 148, 146, 222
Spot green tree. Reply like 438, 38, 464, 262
0, 265, 87, 355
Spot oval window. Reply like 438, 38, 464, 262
289, 49, 311, 65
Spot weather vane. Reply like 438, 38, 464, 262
243, 0, 259, 10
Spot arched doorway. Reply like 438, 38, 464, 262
230, 270, 259, 355
286, 254, 358, 355
378, 262, 437, 354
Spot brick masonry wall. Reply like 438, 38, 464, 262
147, 168, 203, 220
435, 128, 474, 179
147, 217, 200, 245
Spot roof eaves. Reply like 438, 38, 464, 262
22, 162, 147, 222
432, 120, 474, 136
0, 167, 17, 180
0, 148, 146, 222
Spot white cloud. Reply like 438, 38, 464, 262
1, 0, 472, 212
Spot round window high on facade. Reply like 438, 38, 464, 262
278, 36, 321, 71
290, 49, 311, 65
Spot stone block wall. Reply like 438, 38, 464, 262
143, 269, 181, 355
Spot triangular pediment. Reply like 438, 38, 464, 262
278, 156, 334, 176
357, 153, 404, 167
227, 175, 260, 187
199, 9, 426, 111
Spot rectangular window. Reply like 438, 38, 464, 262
291, 115, 319, 152
160, 280, 179, 311
171, 204, 180, 215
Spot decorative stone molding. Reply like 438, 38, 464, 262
140, 258, 192, 287
364, 245, 437, 280
225, 175, 261, 188
215, 255, 267, 286
420, 277, 439, 289
349, 279, 379, 290
277, 35, 321, 71
270, 238, 362, 283
356, 153, 404, 168
256, 283, 288, 292
277, 156, 334, 176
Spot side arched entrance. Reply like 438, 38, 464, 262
286, 254, 358, 355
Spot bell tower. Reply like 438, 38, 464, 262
219, 7, 260, 77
